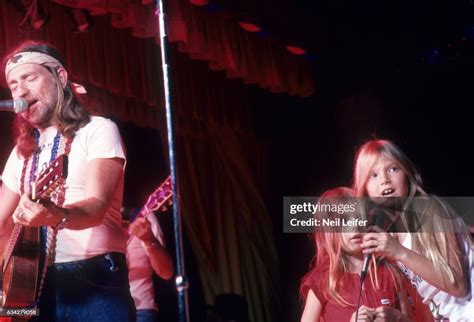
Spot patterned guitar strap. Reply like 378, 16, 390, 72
19, 130, 73, 307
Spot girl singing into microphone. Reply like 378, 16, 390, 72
300, 187, 423, 322
353, 139, 474, 320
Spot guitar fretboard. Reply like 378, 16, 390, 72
126, 176, 172, 241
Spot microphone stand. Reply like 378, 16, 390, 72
155, 1, 190, 321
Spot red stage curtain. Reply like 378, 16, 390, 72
53, 0, 314, 97
171, 50, 279, 322
0, 4, 280, 321
0, 2, 162, 128
1, 1, 314, 128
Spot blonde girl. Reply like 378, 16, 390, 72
300, 187, 414, 322
353, 139, 474, 320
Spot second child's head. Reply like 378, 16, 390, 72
352, 140, 425, 199
314, 187, 363, 268
309, 187, 394, 306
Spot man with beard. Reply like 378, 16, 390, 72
0, 41, 135, 321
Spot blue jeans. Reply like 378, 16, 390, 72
32, 252, 136, 322
136, 309, 159, 322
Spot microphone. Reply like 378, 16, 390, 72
360, 208, 386, 282
0, 98, 29, 113
354, 208, 387, 322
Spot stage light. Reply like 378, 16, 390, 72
239, 22, 262, 33
286, 46, 306, 55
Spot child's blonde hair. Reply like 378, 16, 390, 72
352, 139, 424, 198
300, 187, 404, 306
352, 139, 471, 291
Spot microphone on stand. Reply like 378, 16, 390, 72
0, 98, 29, 113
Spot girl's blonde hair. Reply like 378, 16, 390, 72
352, 139, 424, 198
300, 187, 404, 307
352, 139, 471, 291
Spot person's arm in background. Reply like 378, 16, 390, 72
129, 216, 174, 280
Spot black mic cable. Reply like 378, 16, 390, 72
354, 208, 386, 321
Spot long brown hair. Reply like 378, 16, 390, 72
2, 40, 90, 158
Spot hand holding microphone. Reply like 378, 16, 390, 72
0, 98, 29, 113
361, 208, 405, 281
354, 210, 387, 322
360, 208, 387, 282
355, 209, 407, 322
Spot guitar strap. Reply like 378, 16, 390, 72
19, 131, 73, 306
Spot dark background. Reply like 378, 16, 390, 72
1, 1, 474, 321
248, 0, 474, 320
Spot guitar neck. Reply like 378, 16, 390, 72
126, 176, 172, 243
134, 207, 154, 222
126, 207, 154, 242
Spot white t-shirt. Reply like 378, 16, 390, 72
2, 116, 127, 263
126, 213, 165, 311
398, 233, 474, 321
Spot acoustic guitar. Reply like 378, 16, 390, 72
1, 155, 68, 308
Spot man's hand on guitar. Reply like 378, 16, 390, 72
129, 217, 155, 245
13, 194, 63, 227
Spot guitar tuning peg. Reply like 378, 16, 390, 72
168, 200, 173, 206
161, 206, 167, 212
